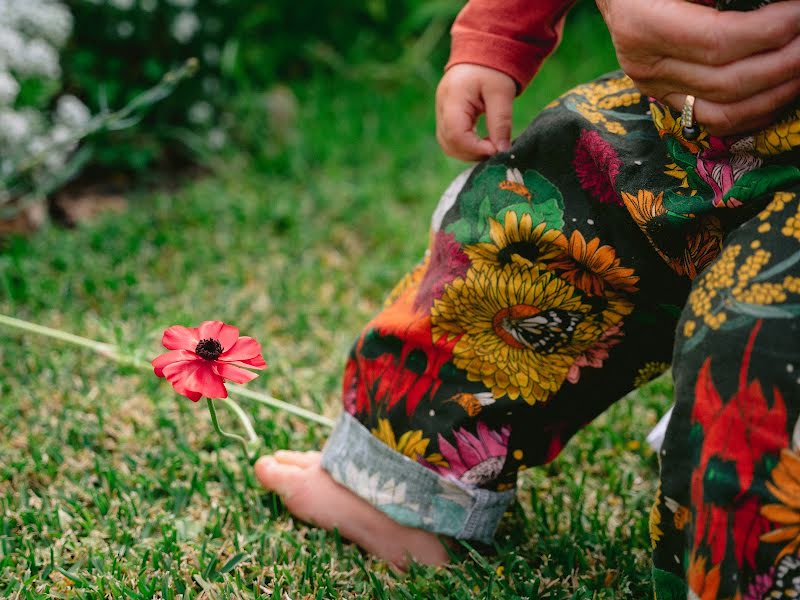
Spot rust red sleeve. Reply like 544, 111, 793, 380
445, 0, 576, 92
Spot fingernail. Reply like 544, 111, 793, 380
498, 140, 510, 152
255, 455, 275, 470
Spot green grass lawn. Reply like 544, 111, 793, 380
1, 6, 675, 598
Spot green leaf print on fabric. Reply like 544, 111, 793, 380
662, 190, 709, 221
665, 137, 712, 194
446, 165, 565, 244
652, 567, 688, 600
723, 165, 800, 205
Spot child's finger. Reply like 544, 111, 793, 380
484, 86, 514, 153
437, 107, 496, 161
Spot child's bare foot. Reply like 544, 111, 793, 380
254, 450, 451, 569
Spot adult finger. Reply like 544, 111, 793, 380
483, 84, 515, 153
436, 107, 497, 161
663, 78, 800, 137
640, 34, 800, 104
611, 0, 800, 73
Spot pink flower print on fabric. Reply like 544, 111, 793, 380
414, 231, 471, 311
696, 136, 763, 208
566, 322, 624, 384
573, 129, 623, 206
743, 566, 775, 600
431, 422, 511, 487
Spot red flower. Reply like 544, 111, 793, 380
573, 129, 622, 206
152, 320, 266, 401
690, 320, 788, 568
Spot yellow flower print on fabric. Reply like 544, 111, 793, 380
650, 103, 709, 154
649, 491, 664, 550
633, 361, 670, 388
371, 418, 446, 466
759, 191, 795, 222
754, 108, 800, 156
683, 193, 800, 339
782, 199, 800, 241
547, 75, 641, 135
431, 261, 623, 405
467, 212, 566, 271
686, 244, 739, 331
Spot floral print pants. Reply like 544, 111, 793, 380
319, 72, 800, 597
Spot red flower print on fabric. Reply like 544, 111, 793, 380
573, 129, 623, 206
690, 320, 788, 569
152, 320, 266, 401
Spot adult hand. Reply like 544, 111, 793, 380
436, 63, 517, 161
596, 0, 800, 136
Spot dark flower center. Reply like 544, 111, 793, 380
195, 338, 223, 360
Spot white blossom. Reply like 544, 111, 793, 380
0, 71, 20, 105
171, 11, 199, 43
20, 38, 61, 78
0, 0, 90, 201
0, 27, 27, 68
188, 101, 212, 124
4, 0, 73, 47
116, 20, 135, 38
139, 0, 158, 12
56, 95, 91, 129
0, 110, 32, 145
207, 127, 226, 149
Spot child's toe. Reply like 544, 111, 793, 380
254, 456, 306, 500
273, 450, 321, 467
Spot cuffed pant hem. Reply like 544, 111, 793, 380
320, 412, 515, 544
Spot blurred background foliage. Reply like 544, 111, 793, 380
65, 0, 465, 173
1, 0, 616, 218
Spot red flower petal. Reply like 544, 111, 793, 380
220, 336, 264, 364
162, 325, 200, 351
162, 359, 205, 400
230, 357, 268, 370
152, 349, 196, 377
184, 361, 228, 398
198, 321, 239, 349
217, 323, 240, 350
183, 389, 202, 402
215, 362, 259, 384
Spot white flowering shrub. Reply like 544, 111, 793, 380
0, 0, 93, 210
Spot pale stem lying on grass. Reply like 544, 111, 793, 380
0, 314, 336, 454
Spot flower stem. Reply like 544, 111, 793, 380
0, 314, 117, 356
227, 384, 335, 428
0, 313, 335, 428
206, 398, 261, 458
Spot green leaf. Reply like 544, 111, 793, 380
218, 552, 248, 575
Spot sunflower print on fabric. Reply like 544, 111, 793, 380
431, 204, 636, 404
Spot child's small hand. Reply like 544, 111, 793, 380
436, 64, 516, 161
